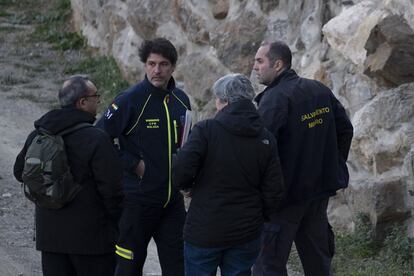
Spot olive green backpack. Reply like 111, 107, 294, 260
22, 123, 92, 209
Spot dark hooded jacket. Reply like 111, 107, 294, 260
255, 69, 354, 207
13, 108, 123, 254
173, 100, 285, 248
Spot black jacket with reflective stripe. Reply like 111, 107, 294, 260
97, 76, 191, 207
255, 69, 353, 207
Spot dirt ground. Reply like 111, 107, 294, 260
0, 3, 301, 276
0, 9, 65, 276
0, 4, 163, 276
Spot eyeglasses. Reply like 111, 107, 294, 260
83, 93, 101, 99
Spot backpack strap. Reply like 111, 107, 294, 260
58, 123, 93, 136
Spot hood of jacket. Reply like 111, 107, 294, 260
215, 99, 263, 137
34, 107, 96, 134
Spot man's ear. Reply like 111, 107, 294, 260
273, 60, 284, 72
75, 97, 85, 109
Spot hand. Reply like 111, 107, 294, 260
180, 189, 193, 198
135, 160, 145, 178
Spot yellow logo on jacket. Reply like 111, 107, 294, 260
145, 119, 160, 129
300, 107, 330, 129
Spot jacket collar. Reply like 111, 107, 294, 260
254, 69, 298, 104
143, 75, 177, 98
34, 107, 95, 134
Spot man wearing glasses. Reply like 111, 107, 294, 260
14, 75, 124, 276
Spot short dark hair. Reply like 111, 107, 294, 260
58, 75, 90, 107
262, 40, 292, 69
139, 37, 178, 66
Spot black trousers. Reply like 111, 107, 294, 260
41, 251, 115, 276
114, 198, 186, 276
253, 198, 335, 276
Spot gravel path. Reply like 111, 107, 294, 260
0, 3, 165, 275
0, 3, 302, 276
0, 17, 60, 276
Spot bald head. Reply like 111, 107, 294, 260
59, 75, 96, 107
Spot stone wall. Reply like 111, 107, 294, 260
70, 0, 414, 237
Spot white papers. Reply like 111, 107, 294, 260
180, 110, 192, 147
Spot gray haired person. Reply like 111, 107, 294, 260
14, 75, 123, 276
173, 74, 285, 276
213, 73, 256, 104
